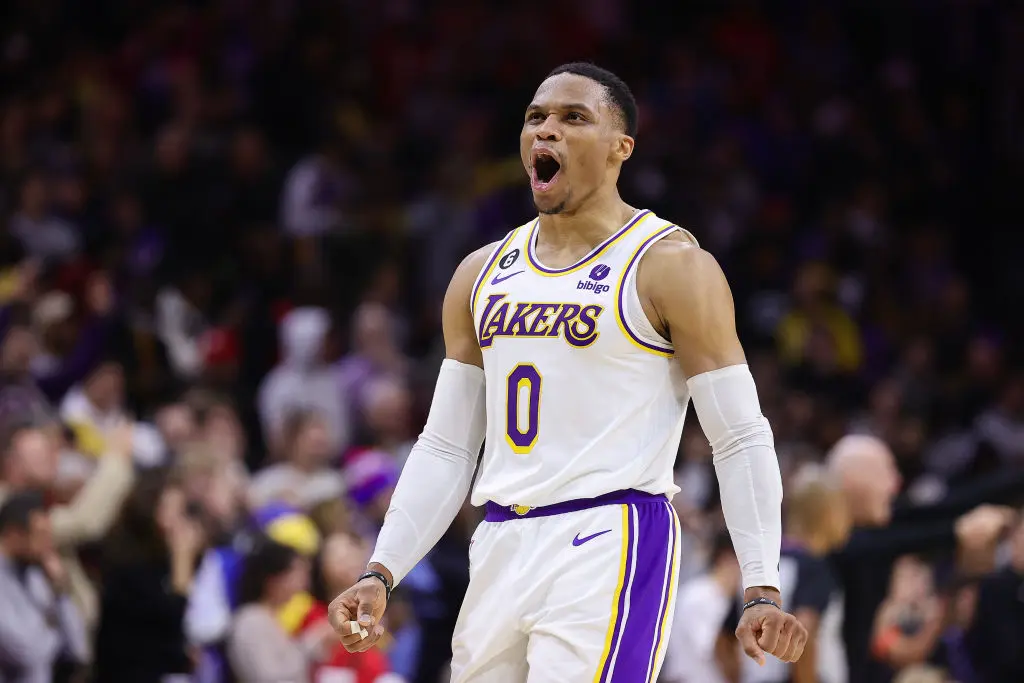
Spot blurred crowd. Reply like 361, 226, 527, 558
0, 0, 1023, 682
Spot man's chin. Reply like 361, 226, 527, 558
534, 195, 567, 215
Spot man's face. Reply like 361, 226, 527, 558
520, 73, 632, 215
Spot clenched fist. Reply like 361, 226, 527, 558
328, 574, 388, 653
736, 597, 808, 666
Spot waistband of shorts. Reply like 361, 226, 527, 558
483, 489, 667, 522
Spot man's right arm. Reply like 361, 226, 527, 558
365, 243, 493, 587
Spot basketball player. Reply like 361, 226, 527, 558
328, 62, 808, 681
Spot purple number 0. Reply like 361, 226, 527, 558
505, 364, 542, 454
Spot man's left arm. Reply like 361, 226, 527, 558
641, 239, 806, 665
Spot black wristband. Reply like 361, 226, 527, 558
359, 570, 392, 602
743, 597, 781, 612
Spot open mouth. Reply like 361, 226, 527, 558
531, 151, 561, 190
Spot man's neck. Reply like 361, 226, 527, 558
535, 190, 635, 251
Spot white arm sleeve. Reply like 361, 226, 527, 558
687, 364, 783, 590
369, 358, 486, 585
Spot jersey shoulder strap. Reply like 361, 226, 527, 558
470, 222, 533, 317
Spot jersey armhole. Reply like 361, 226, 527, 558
615, 225, 697, 356
469, 227, 520, 319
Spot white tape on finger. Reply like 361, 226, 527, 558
348, 621, 360, 635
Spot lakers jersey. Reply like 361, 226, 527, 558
469, 209, 694, 508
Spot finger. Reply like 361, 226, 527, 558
782, 622, 807, 662
328, 596, 356, 634
338, 633, 364, 651
770, 625, 793, 660
768, 616, 794, 657
357, 591, 378, 628
756, 615, 781, 656
736, 624, 765, 666
352, 624, 386, 653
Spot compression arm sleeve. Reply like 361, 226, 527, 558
687, 364, 783, 590
369, 358, 487, 585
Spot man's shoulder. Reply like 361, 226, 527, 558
637, 237, 727, 304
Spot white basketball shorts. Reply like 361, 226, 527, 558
450, 490, 681, 683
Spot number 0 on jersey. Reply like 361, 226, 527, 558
505, 363, 542, 454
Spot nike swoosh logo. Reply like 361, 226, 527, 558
572, 529, 612, 546
491, 270, 524, 285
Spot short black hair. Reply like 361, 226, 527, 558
546, 62, 638, 137
0, 489, 46, 534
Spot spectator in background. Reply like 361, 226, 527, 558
258, 306, 349, 456
279, 127, 353, 240
8, 172, 81, 264
737, 467, 851, 683
343, 448, 398, 536
777, 262, 862, 401
337, 302, 410, 434
870, 555, 945, 675
0, 490, 88, 683
94, 469, 206, 683
227, 538, 336, 683
59, 359, 126, 454
363, 375, 416, 466
0, 419, 135, 635
661, 531, 741, 683
249, 410, 346, 512
826, 435, 1017, 683
0, 272, 115, 426
965, 511, 1024, 682
155, 268, 213, 383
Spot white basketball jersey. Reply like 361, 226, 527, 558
469, 209, 694, 507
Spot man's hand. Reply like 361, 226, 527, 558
328, 574, 388, 653
955, 504, 1016, 549
736, 590, 808, 666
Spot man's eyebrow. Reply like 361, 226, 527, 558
526, 102, 596, 113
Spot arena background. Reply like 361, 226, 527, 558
0, 1, 1022, 682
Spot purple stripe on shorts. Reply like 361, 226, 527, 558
607, 501, 675, 682
598, 503, 635, 683
483, 489, 666, 522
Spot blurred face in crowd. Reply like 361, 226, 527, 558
521, 73, 633, 215
291, 416, 331, 470
364, 378, 412, 441
352, 303, 395, 357
3, 427, 59, 489
155, 403, 197, 450
2, 508, 53, 561
1, 326, 38, 374
320, 532, 369, 593
828, 435, 901, 527
888, 555, 934, 605
84, 362, 125, 413
266, 555, 310, 607
203, 403, 245, 462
